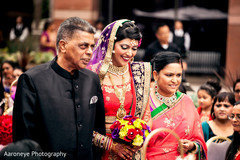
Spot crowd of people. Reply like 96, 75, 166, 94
0, 16, 239, 160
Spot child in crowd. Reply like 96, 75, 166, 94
197, 79, 221, 122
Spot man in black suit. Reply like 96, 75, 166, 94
142, 23, 180, 62
13, 17, 105, 159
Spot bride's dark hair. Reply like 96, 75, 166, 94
115, 21, 142, 42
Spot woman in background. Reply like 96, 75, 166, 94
147, 52, 207, 160
202, 92, 235, 142
1, 61, 16, 92
233, 79, 240, 102
225, 101, 240, 160
40, 20, 57, 56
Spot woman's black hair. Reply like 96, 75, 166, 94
235, 100, 240, 106
0, 60, 16, 70
206, 79, 222, 94
115, 21, 142, 42
211, 92, 235, 119
233, 79, 240, 92
225, 131, 240, 160
150, 51, 182, 73
43, 20, 53, 31
178, 83, 187, 94
198, 79, 221, 99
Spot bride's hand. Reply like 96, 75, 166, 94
111, 142, 135, 160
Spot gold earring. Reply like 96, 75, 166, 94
130, 57, 134, 63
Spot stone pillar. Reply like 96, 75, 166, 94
225, 0, 240, 84
52, 0, 99, 26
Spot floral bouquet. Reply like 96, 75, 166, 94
0, 115, 13, 145
110, 115, 151, 147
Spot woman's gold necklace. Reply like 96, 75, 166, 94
108, 72, 127, 119
108, 64, 128, 76
154, 82, 177, 107
155, 92, 177, 107
154, 82, 176, 123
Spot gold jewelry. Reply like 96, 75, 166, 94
130, 39, 137, 46
154, 81, 177, 107
108, 73, 127, 119
108, 64, 128, 76
130, 57, 134, 63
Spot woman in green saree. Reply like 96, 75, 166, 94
147, 52, 207, 160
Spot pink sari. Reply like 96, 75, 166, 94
147, 92, 207, 160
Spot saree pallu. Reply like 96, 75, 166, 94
147, 92, 207, 160
235, 151, 240, 160
102, 62, 151, 160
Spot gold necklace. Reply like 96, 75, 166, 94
108, 73, 127, 119
154, 82, 177, 107
108, 64, 128, 76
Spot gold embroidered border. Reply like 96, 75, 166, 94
152, 93, 185, 120
141, 62, 151, 118
105, 116, 117, 123
131, 62, 151, 119
105, 116, 117, 134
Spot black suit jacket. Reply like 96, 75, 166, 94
13, 57, 105, 159
143, 40, 180, 62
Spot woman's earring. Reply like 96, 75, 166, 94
130, 57, 134, 63
211, 112, 215, 119
112, 50, 115, 54
154, 80, 159, 92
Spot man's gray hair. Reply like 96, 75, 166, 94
56, 17, 96, 49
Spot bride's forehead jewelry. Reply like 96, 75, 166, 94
130, 39, 137, 46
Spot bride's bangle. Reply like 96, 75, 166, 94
92, 131, 113, 151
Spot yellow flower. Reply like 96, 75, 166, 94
119, 119, 129, 126
119, 124, 135, 140
132, 134, 143, 146
145, 130, 150, 138
133, 119, 143, 129
125, 124, 135, 130
119, 126, 128, 139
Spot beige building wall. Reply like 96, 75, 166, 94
226, 0, 240, 83
52, 0, 99, 26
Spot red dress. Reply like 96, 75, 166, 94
101, 73, 137, 160
235, 150, 240, 160
197, 107, 212, 122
